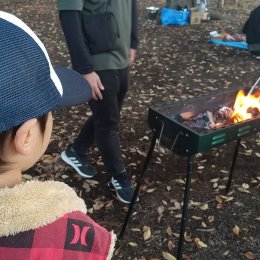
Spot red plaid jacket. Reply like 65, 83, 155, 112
0, 181, 115, 260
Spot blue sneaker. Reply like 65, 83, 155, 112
110, 171, 138, 204
61, 145, 97, 178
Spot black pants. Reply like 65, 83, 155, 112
73, 67, 129, 177
251, 50, 260, 56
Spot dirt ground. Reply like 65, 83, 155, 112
1, 0, 259, 259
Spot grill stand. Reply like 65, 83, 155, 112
119, 135, 157, 239
177, 154, 193, 259
119, 135, 241, 260
226, 139, 241, 192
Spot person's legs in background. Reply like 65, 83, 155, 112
250, 50, 260, 59
61, 67, 136, 203
93, 68, 136, 204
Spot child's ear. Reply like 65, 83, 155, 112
14, 119, 38, 155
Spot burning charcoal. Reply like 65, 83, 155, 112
183, 111, 216, 130
214, 106, 234, 123
247, 107, 260, 117
179, 111, 196, 120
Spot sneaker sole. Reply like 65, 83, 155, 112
109, 181, 139, 204
61, 151, 96, 178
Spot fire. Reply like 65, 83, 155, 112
232, 89, 260, 123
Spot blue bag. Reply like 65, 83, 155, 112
160, 7, 190, 26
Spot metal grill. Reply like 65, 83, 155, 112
148, 87, 260, 155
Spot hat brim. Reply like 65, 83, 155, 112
54, 67, 92, 107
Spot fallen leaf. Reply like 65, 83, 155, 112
213, 183, 218, 189
222, 250, 230, 256
175, 179, 185, 185
87, 180, 100, 186
158, 214, 164, 224
232, 225, 240, 236
166, 226, 173, 236
255, 152, 260, 158
131, 228, 141, 232
167, 185, 172, 191
208, 215, 215, 223
167, 240, 175, 250
174, 201, 181, 210
194, 237, 208, 248
200, 204, 209, 210
184, 234, 193, 242
147, 188, 157, 193
220, 195, 228, 200
143, 226, 151, 241
201, 222, 207, 228
128, 242, 138, 247
191, 201, 201, 206
240, 142, 247, 148
224, 196, 234, 203
162, 251, 177, 260
220, 170, 229, 174
237, 187, 250, 194
22, 174, 33, 180
242, 183, 249, 190
93, 200, 105, 210
215, 195, 223, 203
162, 200, 168, 205
245, 252, 256, 259
157, 205, 165, 215
191, 216, 203, 221
41, 155, 55, 163
87, 208, 93, 214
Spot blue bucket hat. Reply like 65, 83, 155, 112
0, 11, 92, 132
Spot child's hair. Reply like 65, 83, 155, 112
0, 114, 48, 166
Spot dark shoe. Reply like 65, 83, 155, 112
61, 145, 97, 178
109, 171, 138, 204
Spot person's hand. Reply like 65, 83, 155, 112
83, 72, 104, 100
129, 48, 136, 66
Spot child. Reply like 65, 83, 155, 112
0, 11, 115, 260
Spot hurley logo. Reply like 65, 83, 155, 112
65, 219, 95, 252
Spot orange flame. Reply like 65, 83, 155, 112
232, 89, 260, 123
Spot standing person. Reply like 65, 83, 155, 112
57, 0, 138, 204
242, 4, 260, 58
0, 11, 115, 260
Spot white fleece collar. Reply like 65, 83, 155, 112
0, 180, 87, 237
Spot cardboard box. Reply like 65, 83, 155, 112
190, 9, 201, 25
201, 11, 209, 21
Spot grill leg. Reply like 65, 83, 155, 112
177, 155, 193, 260
226, 139, 241, 193
119, 135, 157, 239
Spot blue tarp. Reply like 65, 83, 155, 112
160, 7, 190, 26
209, 39, 248, 49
